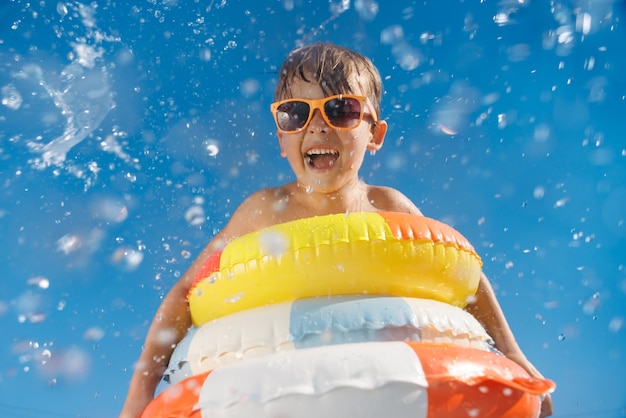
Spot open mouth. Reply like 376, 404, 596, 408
305, 148, 339, 170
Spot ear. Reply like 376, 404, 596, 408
278, 132, 287, 158
367, 120, 387, 152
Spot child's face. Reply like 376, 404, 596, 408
276, 75, 387, 194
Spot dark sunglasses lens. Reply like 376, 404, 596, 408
276, 101, 310, 131
324, 98, 362, 128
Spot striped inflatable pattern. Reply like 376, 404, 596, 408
148, 342, 553, 418
165, 296, 495, 385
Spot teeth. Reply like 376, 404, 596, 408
306, 149, 339, 156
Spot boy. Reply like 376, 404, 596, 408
119, 42, 553, 417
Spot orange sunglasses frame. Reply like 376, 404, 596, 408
270, 94, 378, 134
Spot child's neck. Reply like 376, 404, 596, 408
292, 180, 375, 215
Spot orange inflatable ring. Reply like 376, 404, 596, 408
188, 212, 483, 326
145, 341, 555, 418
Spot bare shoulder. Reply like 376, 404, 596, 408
221, 186, 292, 237
182, 188, 285, 282
367, 185, 423, 215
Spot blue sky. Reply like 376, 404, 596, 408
1, 1, 625, 417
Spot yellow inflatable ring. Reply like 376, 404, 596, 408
188, 212, 482, 326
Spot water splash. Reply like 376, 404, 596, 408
493, 0, 531, 26
25, 61, 114, 173
544, 0, 618, 56
295, 0, 352, 46
6, 2, 123, 189
380, 25, 423, 71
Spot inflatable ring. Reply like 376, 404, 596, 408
166, 296, 494, 385
144, 213, 555, 417
188, 212, 482, 326
145, 341, 555, 418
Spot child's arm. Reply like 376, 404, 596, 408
118, 240, 218, 418
118, 190, 277, 418
465, 273, 554, 417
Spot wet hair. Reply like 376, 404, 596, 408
274, 42, 383, 117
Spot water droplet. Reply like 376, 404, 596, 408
259, 230, 288, 256
554, 197, 569, 208
27, 276, 50, 289
156, 328, 177, 347
185, 205, 205, 226
1, 84, 23, 109
28, 313, 47, 323
206, 143, 219, 157
608, 316, 623, 333
240, 78, 261, 97
83, 326, 105, 342
532, 186, 545, 199
497, 113, 507, 129
224, 292, 244, 304
199, 48, 212, 62
56, 2, 69, 17
354, 0, 379, 21
56, 234, 82, 255
92, 197, 128, 222
113, 247, 144, 270
381, 25, 405, 45
60, 347, 91, 380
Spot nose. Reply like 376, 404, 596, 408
307, 108, 329, 133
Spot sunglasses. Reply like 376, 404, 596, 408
270, 94, 378, 134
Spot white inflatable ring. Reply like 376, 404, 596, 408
165, 296, 494, 385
